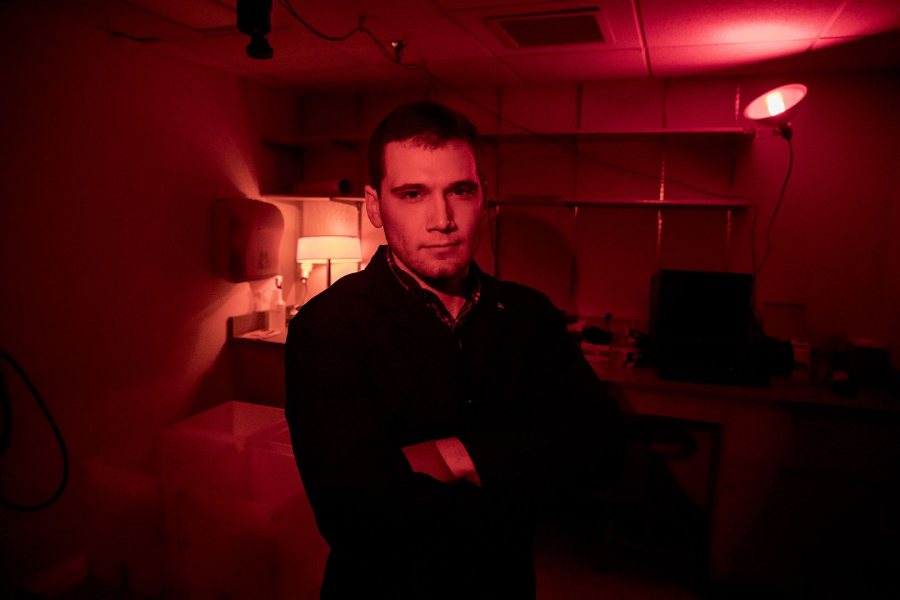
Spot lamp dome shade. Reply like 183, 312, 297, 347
296, 236, 361, 263
743, 83, 807, 127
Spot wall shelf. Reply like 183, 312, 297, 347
490, 197, 752, 210
265, 195, 749, 210
483, 127, 751, 143
265, 116, 753, 290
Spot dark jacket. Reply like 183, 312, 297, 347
285, 246, 623, 599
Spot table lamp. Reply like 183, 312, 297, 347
296, 235, 362, 287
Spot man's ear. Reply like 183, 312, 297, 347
364, 184, 383, 229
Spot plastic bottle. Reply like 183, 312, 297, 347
268, 275, 286, 333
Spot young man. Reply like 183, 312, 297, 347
285, 101, 623, 599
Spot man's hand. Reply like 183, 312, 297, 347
402, 437, 481, 486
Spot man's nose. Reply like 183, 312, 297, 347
426, 196, 456, 232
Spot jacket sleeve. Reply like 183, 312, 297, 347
457, 289, 625, 509
284, 303, 510, 553
539, 303, 625, 496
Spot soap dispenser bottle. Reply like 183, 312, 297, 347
268, 275, 286, 333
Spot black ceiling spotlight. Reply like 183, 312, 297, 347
237, 0, 274, 60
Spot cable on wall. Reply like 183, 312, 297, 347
277, 0, 361, 42
754, 136, 794, 278
0, 349, 69, 512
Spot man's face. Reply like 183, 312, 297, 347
365, 140, 484, 286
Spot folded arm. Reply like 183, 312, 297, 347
284, 311, 492, 550
403, 437, 481, 486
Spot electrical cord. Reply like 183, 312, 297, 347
754, 135, 794, 278
0, 362, 10, 457
277, 0, 365, 43
0, 349, 69, 512
749, 133, 794, 326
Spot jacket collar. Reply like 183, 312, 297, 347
361, 245, 501, 315
359, 246, 416, 313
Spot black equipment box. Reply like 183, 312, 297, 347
650, 270, 768, 386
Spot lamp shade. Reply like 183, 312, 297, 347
743, 83, 807, 127
296, 236, 361, 264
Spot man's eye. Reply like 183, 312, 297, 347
399, 190, 421, 200
450, 187, 475, 199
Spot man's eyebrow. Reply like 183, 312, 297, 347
446, 179, 480, 190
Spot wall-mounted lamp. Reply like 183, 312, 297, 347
296, 235, 362, 287
743, 83, 807, 139
745, 84, 807, 288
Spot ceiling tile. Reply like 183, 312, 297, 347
344, 11, 493, 62
267, 63, 401, 91
433, 0, 553, 9
501, 48, 647, 81
809, 31, 900, 69
650, 40, 811, 77
822, 0, 900, 37
696, 30, 900, 76
127, 0, 235, 30
161, 37, 252, 73
426, 57, 523, 87
304, 0, 440, 18
275, 0, 440, 34
164, 27, 362, 75
56, 0, 197, 40
639, 0, 843, 46
813, 35, 865, 50
51, 0, 900, 91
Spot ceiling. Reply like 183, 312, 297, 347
58, 0, 900, 91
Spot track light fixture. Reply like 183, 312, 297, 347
237, 0, 274, 60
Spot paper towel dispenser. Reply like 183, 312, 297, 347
211, 197, 284, 282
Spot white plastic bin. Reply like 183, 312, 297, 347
249, 425, 302, 506
161, 400, 285, 497
161, 401, 286, 599
248, 425, 329, 598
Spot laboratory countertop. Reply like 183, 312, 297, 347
229, 325, 898, 417
589, 358, 900, 417
232, 328, 288, 345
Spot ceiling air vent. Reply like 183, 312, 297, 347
486, 7, 606, 49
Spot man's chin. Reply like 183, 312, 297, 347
413, 261, 468, 285
389, 247, 472, 289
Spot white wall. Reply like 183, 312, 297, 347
0, 3, 299, 583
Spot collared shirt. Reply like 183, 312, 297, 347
386, 247, 482, 332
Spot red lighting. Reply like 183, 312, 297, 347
765, 91, 787, 117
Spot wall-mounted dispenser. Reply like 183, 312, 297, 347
211, 197, 284, 282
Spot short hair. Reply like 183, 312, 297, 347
368, 101, 483, 193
